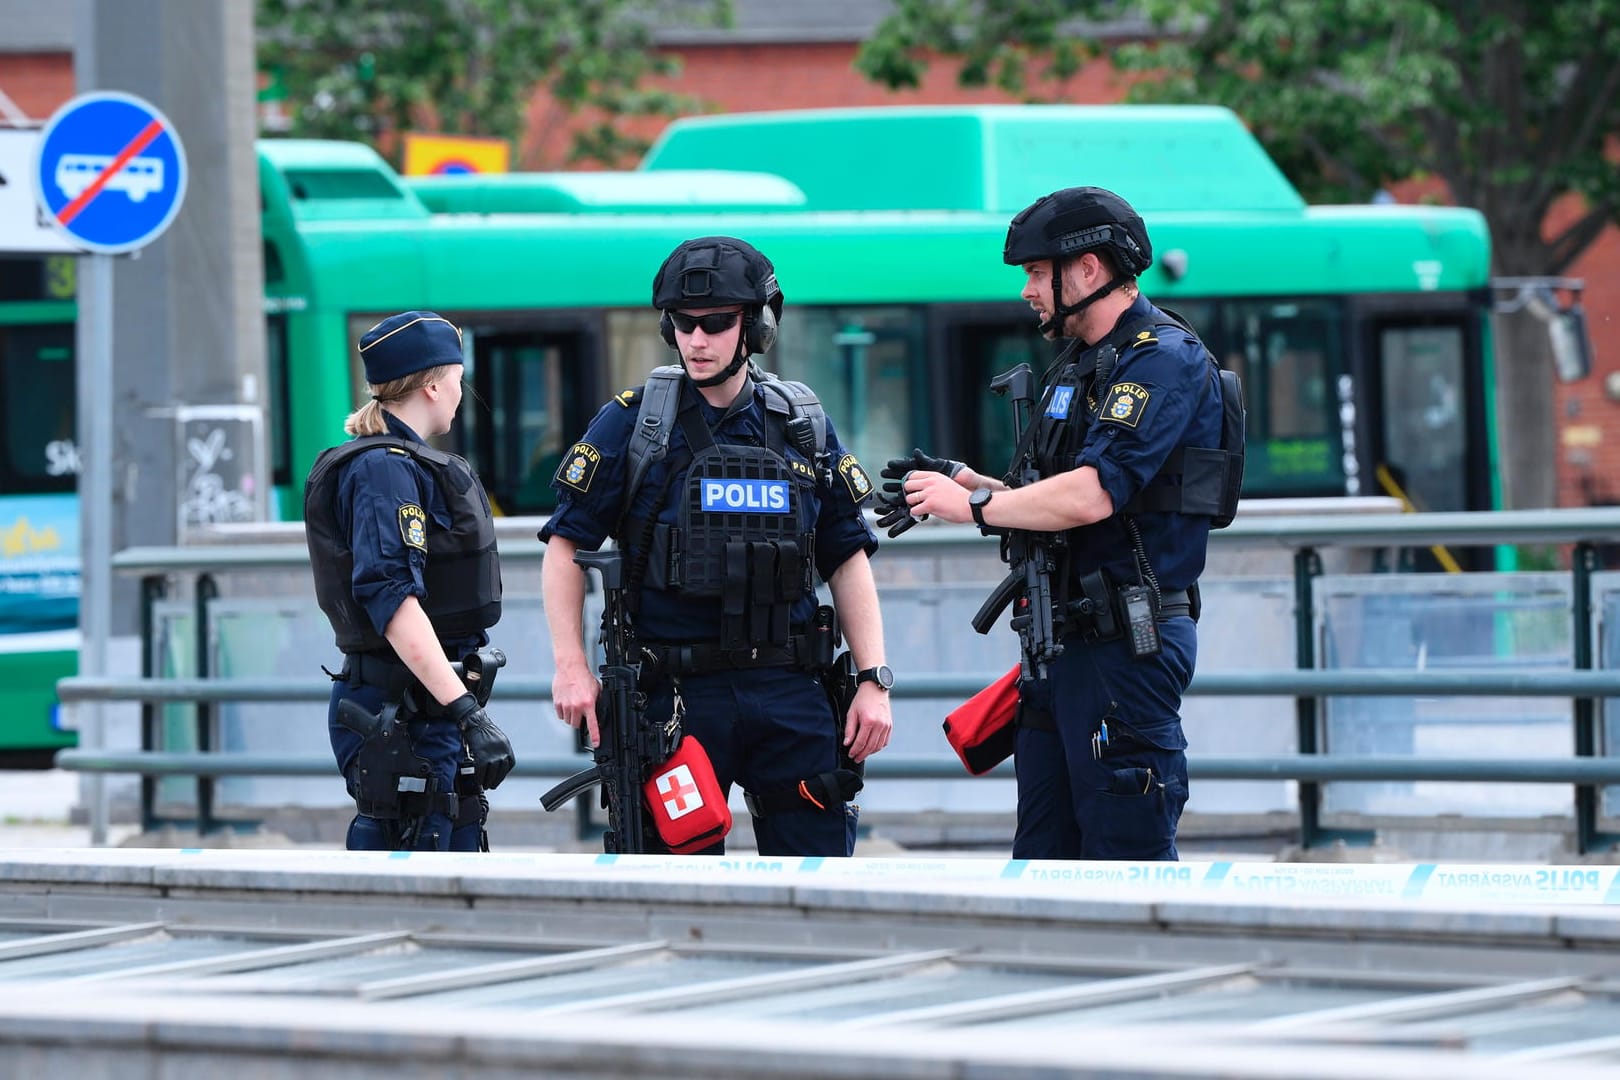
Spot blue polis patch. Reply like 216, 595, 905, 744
1046, 385, 1075, 419
700, 478, 791, 513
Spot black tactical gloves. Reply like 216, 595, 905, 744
445, 693, 516, 790
884, 448, 965, 482
875, 448, 965, 538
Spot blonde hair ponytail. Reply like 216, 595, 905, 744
342, 364, 460, 437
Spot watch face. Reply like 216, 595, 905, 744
970, 488, 991, 506
860, 664, 895, 690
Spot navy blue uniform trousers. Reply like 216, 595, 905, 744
328, 682, 484, 852
1012, 616, 1194, 860
642, 666, 857, 857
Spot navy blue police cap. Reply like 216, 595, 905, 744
358, 311, 464, 386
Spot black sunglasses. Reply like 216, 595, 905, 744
669, 310, 742, 335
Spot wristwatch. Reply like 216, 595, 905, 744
968, 487, 994, 528
856, 664, 895, 692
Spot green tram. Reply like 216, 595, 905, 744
0, 104, 1494, 759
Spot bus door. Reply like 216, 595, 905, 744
1358, 302, 1489, 515
1357, 298, 1492, 571
928, 306, 1054, 470
460, 320, 601, 516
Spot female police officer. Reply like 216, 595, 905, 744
539, 237, 892, 857
304, 311, 514, 851
885, 188, 1230, 861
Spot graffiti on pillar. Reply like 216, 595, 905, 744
175, 408, 265, 538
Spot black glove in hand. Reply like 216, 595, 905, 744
445, 693, 516, 790
880, 447, 964, 483
875, 486, 922, 538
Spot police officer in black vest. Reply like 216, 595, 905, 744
885, 188, 1227, 861
305, 311, 514, 851
539, 237, 893, 857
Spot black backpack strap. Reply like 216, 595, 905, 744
620, 365, 684, 524
758, 376, 826, 455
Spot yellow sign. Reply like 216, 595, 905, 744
402, 132, 511, 177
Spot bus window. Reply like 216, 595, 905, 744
1217, 299, 1347, 497
467, 327, 595, 515
773, 306, 926, 472
0, 324, 77, 495
1378, 322, 1468, 512
266, 313, 290, 489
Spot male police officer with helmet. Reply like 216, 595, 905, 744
884, 187, 1229, 861
540, 236, 893, 856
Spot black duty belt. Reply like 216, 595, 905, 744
645, 634, 813, 675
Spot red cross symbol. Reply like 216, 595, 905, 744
659, 765, 702, 818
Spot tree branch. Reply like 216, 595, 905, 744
1547, 201, 1618, 275
1528, 55, 1620, 212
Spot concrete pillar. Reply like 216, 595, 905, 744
74, 0, 267, 633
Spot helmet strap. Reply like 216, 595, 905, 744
687, 339, 750, 389
1041, 256, 1124, 337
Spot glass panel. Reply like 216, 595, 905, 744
1317, 572, 1571, 818
772, 306, 925, 473
1379, 323, 1467, 512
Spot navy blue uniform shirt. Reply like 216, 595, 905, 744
336, 413, 484, 652
540, 375, 879, 642
1069, 295, 1222, 590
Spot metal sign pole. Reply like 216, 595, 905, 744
78, 253, 112, 846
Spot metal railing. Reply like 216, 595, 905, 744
54, 505, 1620, 851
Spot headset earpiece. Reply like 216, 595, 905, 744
659, 311, 676, 349
746, 303, 778, 355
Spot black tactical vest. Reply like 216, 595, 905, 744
304, 436, 502, 653
629, 382, 817, 649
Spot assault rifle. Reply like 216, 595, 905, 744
970, 363, 1063, 681
540, 548, 673, 853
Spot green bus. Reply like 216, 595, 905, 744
0, 104, 1495, 760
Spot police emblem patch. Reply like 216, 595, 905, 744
557, 443, 601, 493
1103, 382, 1150, 428
838, 454, 873, 503
398, 503, 427, 551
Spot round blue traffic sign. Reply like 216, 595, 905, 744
32, 91, 188, 255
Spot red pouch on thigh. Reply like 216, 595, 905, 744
942, 664, 1020, 775
644, 735, 732, 854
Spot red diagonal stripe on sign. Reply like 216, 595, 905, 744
55, 117, 165, 227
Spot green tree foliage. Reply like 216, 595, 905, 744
257, 0, 729, 167
856, 0, 1620, 274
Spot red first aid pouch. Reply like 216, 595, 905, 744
942, 664, 1021, 775
643, 734, 731, 854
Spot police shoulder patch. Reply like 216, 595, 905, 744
398, 503, 427, 551
837, 453, 873, 503
613, 387, 641, 408
1102, 382, 1150, 428
557, 442, 602, 493
1130, 330, 1158, 348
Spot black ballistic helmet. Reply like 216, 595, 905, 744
652, 236, 785, 318
1002, 186, 1153, 276
653, 236, 785, 358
